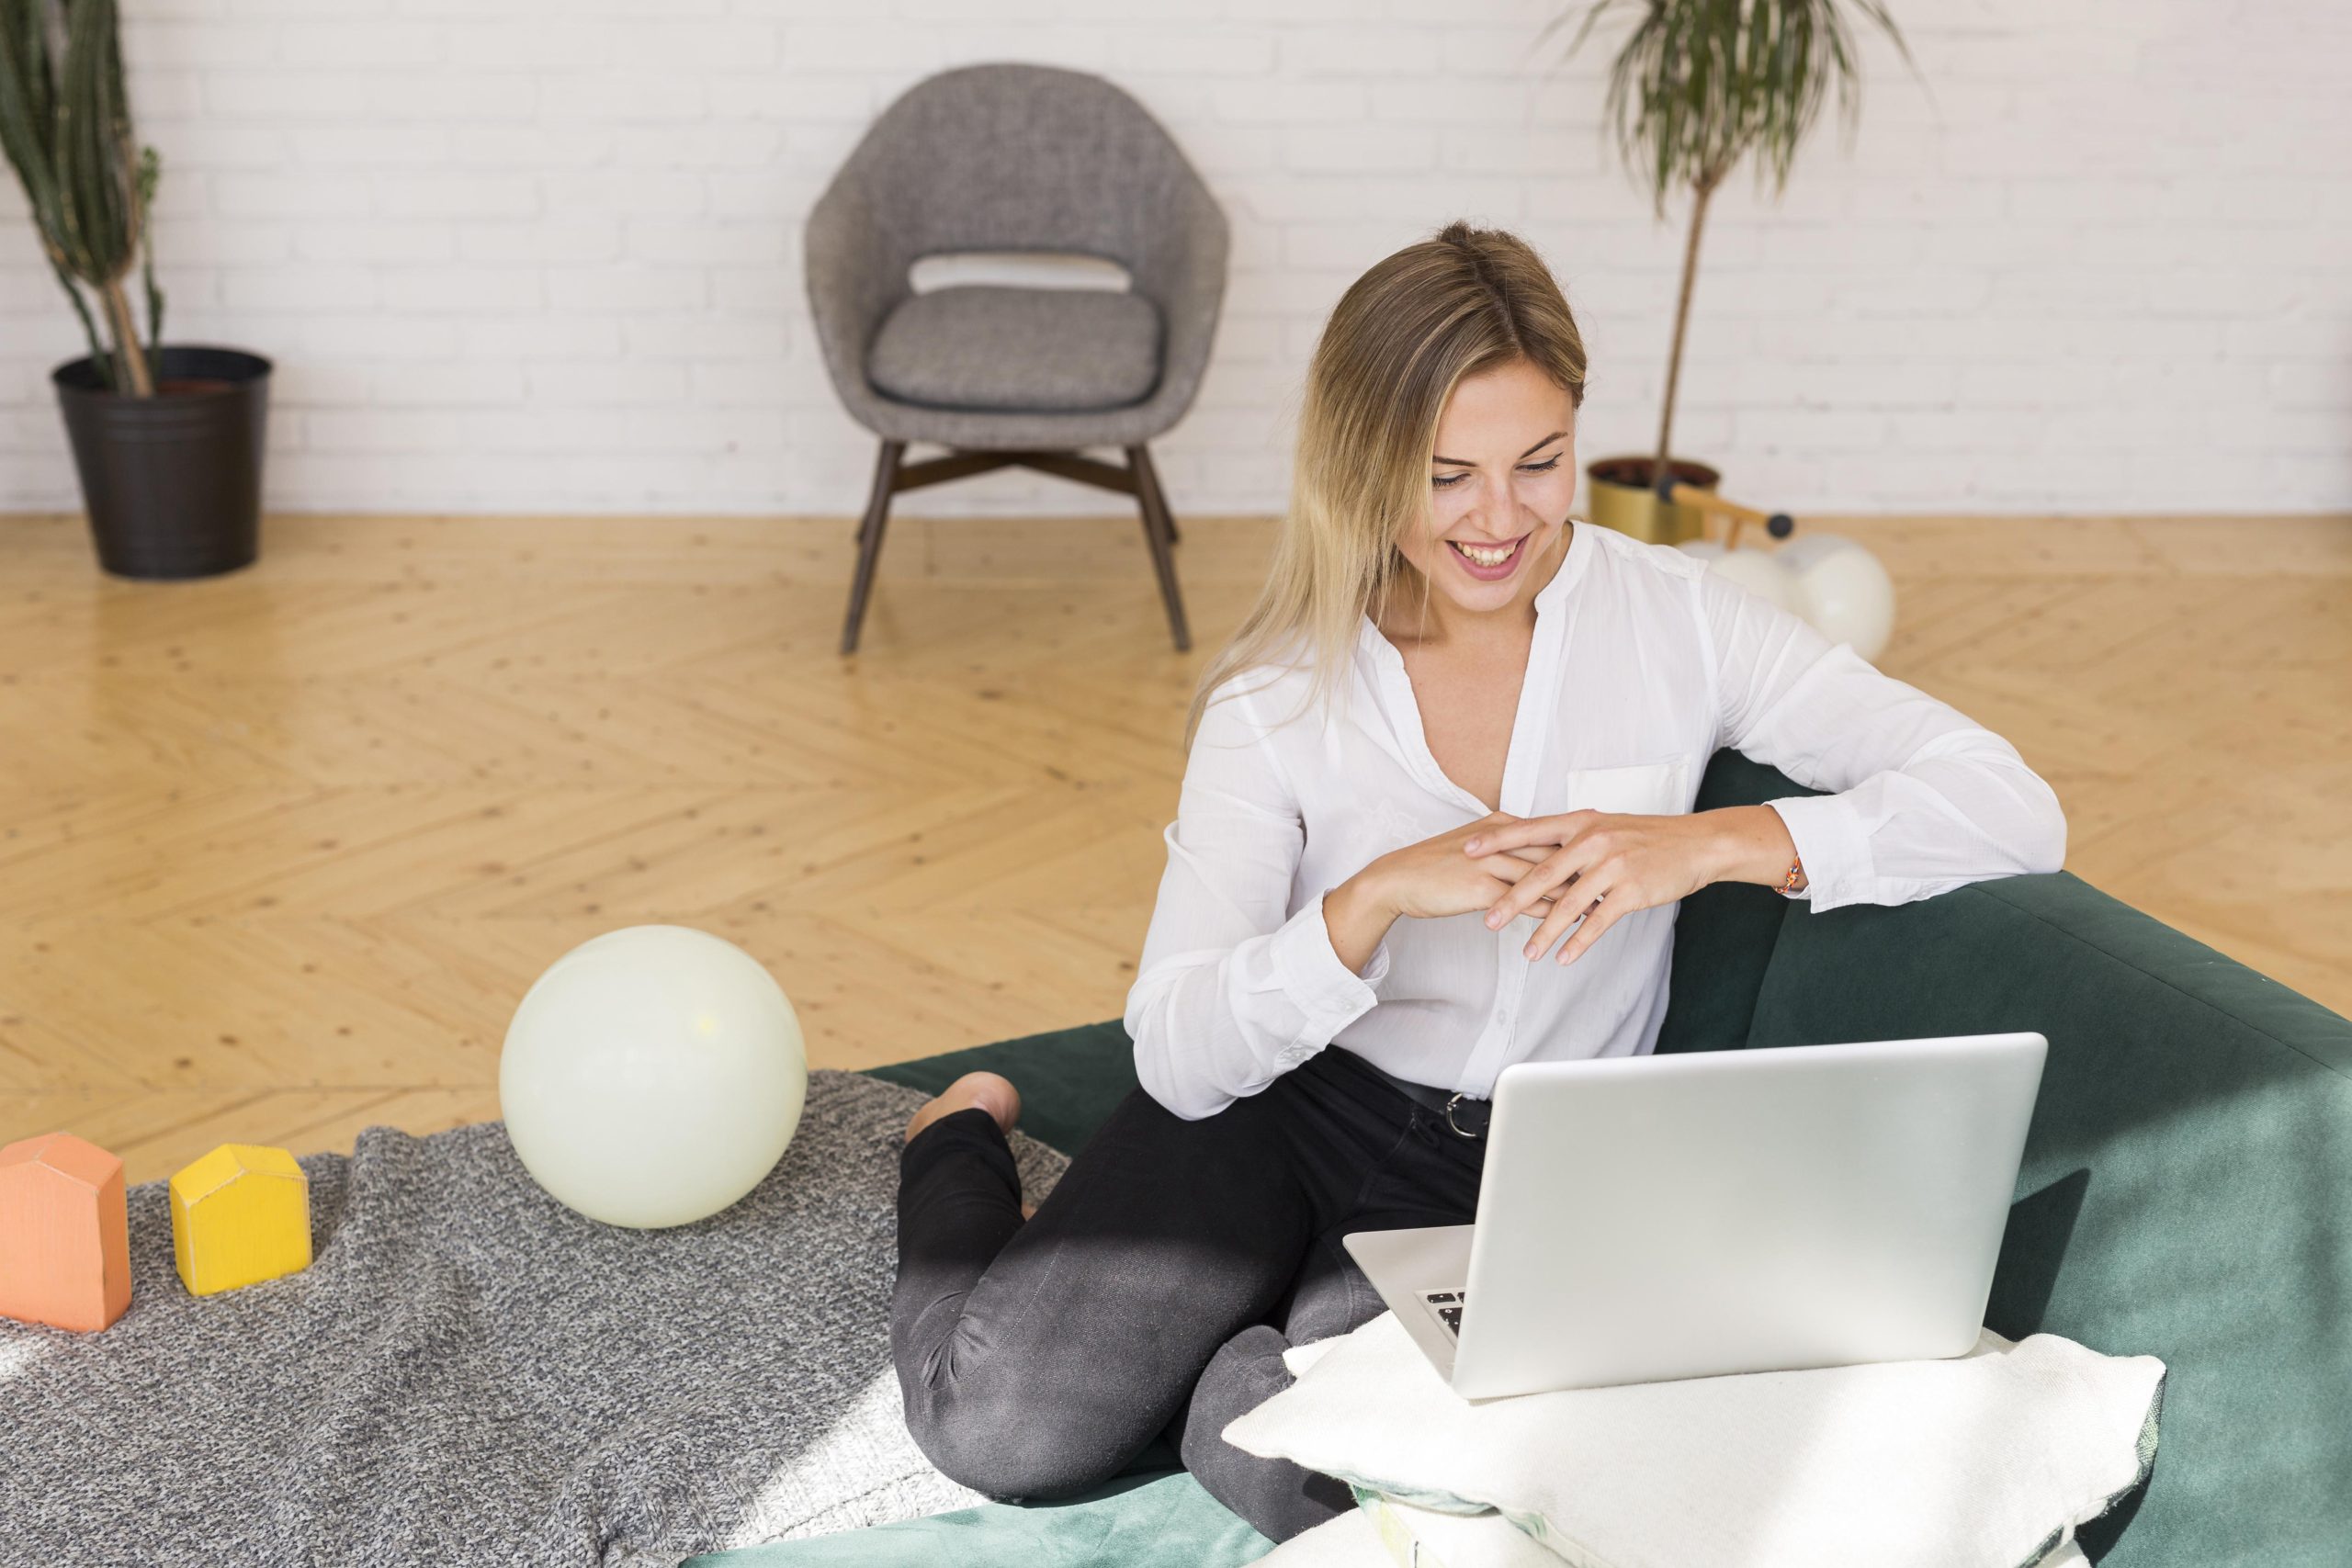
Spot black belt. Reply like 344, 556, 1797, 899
1351, 1054, 1493, 1140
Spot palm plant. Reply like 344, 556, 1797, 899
1544, 0, 1917, 486
0, 0, 164, 397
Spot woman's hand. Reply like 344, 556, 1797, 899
1325, 814, 1563, 974
1461, 810, 1728, 965
1361, 811, 1566, 924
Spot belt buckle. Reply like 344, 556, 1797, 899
1442, 1091, 1483, 1140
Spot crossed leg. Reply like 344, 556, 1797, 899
888, 1051, 1480, 1539
890, 1080, 1319, 1500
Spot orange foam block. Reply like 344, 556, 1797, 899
169, 1143, 311, 1297
0, 1132, 135, 1332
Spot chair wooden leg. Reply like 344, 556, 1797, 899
1127, 442, 1192, 653
842, 439, 905, 655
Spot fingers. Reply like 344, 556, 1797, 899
1551, 897, 1627, 964
1517, 879, 1595, 961
1480, 872, 1557, 920
1514, 850, 1630, 959
1520, 872, 1645, 963
1484, 850, 1582, 929
1479, 847, 1557, 881
1462, 810, 1595, 855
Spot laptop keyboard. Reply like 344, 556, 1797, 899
1422, 1289, 1466, 1337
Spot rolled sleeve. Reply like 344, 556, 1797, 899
1765, 793, 1876, 912
1265, 891, 1390, 1063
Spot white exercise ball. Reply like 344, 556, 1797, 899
1683, 538, 1804, 614
1779, 534, 1898, 663
499, 924, 808, 1229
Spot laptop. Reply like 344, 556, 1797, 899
1343, 1032, 2047, 1400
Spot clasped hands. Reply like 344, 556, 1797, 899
1458, 807, 1723, 966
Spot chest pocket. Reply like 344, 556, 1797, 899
1562, 756, 1690, 817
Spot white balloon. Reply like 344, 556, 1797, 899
499, 924, 808, 1229
1779, 534, 1898, 663
1700, 543, 1805, 614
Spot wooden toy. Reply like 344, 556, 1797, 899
169, 1143, 311, 1297
0, 1132, 134, 1332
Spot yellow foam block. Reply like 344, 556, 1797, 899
168, 1143, 311, 1297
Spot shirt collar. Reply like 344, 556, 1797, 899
1538, 516, 1595, 607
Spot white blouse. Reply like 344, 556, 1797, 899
1123, 519, 2069, 1122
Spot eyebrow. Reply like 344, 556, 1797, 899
1431, 431, 1568, 467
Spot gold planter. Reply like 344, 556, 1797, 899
1582, 455, 1724, 547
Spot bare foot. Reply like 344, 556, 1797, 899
902, 1070, 1023, 1145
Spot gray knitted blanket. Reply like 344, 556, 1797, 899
0, 1070, 1069, 1568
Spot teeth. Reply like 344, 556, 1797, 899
1453, 539, 1515, 566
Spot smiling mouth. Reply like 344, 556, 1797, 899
1447, 534, 1528, 570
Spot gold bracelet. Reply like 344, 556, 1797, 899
1777, 854, 1807, 896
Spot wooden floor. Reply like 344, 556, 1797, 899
3, 505, 2347, 1184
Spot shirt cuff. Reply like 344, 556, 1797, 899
1765, 795, 1874, 912
1267, 891, 1389, 1060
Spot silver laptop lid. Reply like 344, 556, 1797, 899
1448, 1032, 2047, 1399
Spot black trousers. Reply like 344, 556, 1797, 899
889, 1045, 1487, 1542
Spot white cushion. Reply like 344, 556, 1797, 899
1227, 1311, 2164, 1568
1252, 1506, 1381, 1566
1256, 1495, 1559, 1566
1258, 1510, 2099, 1568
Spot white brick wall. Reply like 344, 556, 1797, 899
2, 0, 2347, 517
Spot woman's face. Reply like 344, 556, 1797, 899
1396, 356, 1579, 627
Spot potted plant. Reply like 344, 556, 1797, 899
1, 0, 272, 580
1544, 0, 1915, 545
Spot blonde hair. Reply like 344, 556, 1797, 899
1182, 219, 1590, 752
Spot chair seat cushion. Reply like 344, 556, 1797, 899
866, 285, 1163, 412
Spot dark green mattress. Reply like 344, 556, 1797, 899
684, 1024, 1273, 1568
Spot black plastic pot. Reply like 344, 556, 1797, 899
51, 344, 273, 581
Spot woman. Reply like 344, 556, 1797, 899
888, 220, 2067, 1541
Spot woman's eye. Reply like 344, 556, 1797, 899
1431, 457, 1561, 490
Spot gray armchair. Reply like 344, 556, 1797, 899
803, 62, 1230, 654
